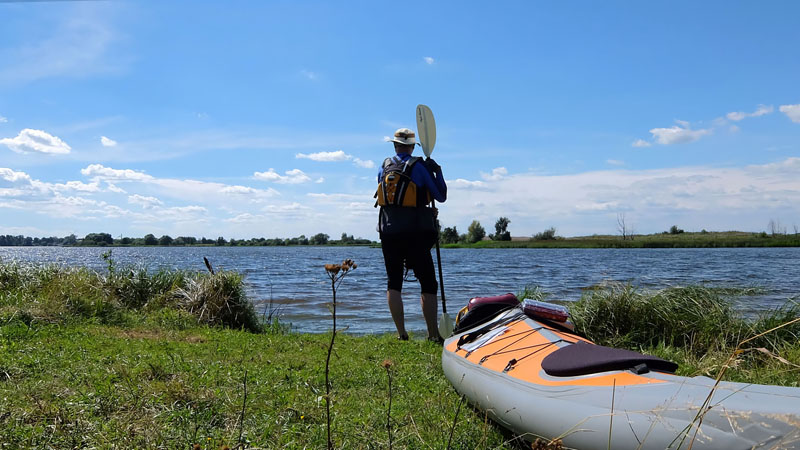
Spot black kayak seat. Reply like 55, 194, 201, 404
454, 303, 517, 334
541, 341, 678, 377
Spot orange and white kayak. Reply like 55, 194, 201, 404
442, 299, 800, 449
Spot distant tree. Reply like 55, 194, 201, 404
441, 226, 460, 244
669, 225, 684, 235
532, 227, 557, 241
617, 213, 634, 241
174, 236, 197, 246
216, 236, 227, 246
466, 220, 486, 243
768, 219, 786, 236
492, 217, 511, 241
62, 234, 78, 245
340, 233, 355, 244
143, 234, 158, 245
309, 233, 330, 245
158, 235, 173, 246
83, 233, 114, 246
120, 237, 133, 245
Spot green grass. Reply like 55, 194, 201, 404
0, 322, 509, 449
0, 262, 512, 449
1, 262, 799, 448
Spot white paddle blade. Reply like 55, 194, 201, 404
439, 312, 454, 338
416, 104, 436, 158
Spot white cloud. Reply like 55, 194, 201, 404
296, 150, 350, 162
221, 185, 259, 195
52, 180, 101, 192
353, 158, 375, 169
295, 150, 375, 169
450, 179, 487, 189
0, 129, 71, 154
226, 212, 260, 224
100, 136, 118, 147
0, 116, 7, 123
225, 203, 312, 224
307, 192, 363, 200
106, 183, 126, 193
80, 164, 278, 206
779, 104, 800, 123
749, 156, 800, 173
649, 121, 712, 145
726, 104, 774, 122
423, 56, 435, 65
166, 205, 207, 215
606, 159, 625, 166
435, 157, 800, 237
1, 167, 100, 196
631, 139, 651, 148
81, 164, 153, 181
253, 168, 312, 184
0, 168, 33, 183
480, 167, 508, 181
128, 194, 163, 209
264, 202, 308, 213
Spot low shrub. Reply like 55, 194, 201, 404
532, 227, 557, 241
176, 271, 262, 333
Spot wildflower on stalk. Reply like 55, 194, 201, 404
322, 258, 357, 450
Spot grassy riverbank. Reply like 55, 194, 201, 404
1, 262, 799, 448
445, 231, 800, 248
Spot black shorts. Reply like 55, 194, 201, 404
380, 233, 438, 294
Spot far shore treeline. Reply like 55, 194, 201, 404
0, 232, 374, 247
2, 217, 800, 248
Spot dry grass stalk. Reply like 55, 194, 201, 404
381, 359, 394, 450
680, 315, 800, 449
323, 259, 357, 450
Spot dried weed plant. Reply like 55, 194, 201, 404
323, 259, 357, 449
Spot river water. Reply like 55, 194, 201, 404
1, 246, 797, 334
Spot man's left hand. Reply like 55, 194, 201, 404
425, 158, 441, 174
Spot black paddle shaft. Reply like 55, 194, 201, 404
432, 199, 447, 314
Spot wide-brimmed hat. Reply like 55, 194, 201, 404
389, 128, 416, 146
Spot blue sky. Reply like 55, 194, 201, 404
1, 1, 799, 239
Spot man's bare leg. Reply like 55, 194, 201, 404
421, 292, 442, 341
387, 289, 407, 339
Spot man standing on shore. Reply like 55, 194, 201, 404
375, 128, 447, 342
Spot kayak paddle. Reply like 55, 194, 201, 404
416, 104, 454, 338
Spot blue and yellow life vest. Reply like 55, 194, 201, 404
375, 156, 432, 207
375, 156, 436, 235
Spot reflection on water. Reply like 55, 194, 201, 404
1, 246, 798, 335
